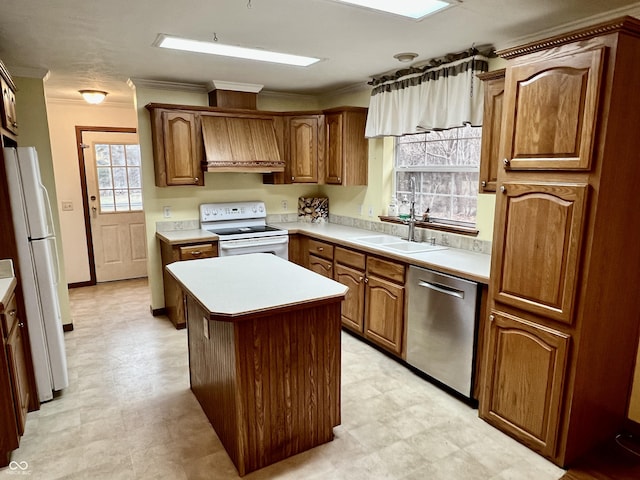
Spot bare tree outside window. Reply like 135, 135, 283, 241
94, 143, 143, 213
395, 125, 481, 226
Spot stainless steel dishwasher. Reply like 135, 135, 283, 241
406, 266, 479, 400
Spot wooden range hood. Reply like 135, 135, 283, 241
202, 87, 284, 173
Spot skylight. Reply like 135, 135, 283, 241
334, 0, 452, 19
155, 35, 321, 67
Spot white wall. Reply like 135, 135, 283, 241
45, 100, 138, 284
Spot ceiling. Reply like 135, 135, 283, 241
1, 0, 640, 105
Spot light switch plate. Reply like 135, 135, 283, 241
61, 201, 73, 211
203, 317, 209, 339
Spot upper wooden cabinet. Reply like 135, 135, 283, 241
481, 17, 640, 467
264, 107, 369, 185
289, 115, 321, 183
148, 108, 203, 187
477, 70, 505, 193
324, 108, 368, 186
1, 61, 18, 136
500, 48, 604, 171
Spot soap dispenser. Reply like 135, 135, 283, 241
388, 196, 398, 217
398, 195, 410, 220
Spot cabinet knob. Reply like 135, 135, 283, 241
489, 314, 495, 322
481, 180, 487, 187
359, 276, 364, 282
364, 277, 369, 284
317, 247, 324, 252
193, 177, 199, 184
337, 177, 341, 183
12, 122, 18, 128
327, 265, 332, 270
18, 322, 24, 328
291, 176, 295, 181
9, 309, 16, 317
500, 185, 506, 193
503, 158, 510, 168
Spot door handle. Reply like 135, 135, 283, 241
417, 280, 465, 299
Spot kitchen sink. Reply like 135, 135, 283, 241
381, 242, 447, 253
353, 234, 400, 244
353, 235, 447, 254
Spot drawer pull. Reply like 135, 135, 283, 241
317, 247, 324, 252
190, 251, 202, 256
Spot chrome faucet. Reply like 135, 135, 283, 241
406, 177, 418, 242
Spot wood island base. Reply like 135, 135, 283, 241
186, 296, 342, 476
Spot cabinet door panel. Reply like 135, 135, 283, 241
335, 263, 365, 333
325, 113, 343, 184
290, 117, 319, 183
492, 182, 588, 324
502, 48, 604, 170
478, 71, 505, 192
162, 111, 202, 185
480, 311, 569, 458
364, 276, 404, 355
309, 254, 333, 278
7, 322, 29, 435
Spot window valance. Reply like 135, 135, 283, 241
365, 48, 491, 138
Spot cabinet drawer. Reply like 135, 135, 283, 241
1, 293, 17, 337
335, 247, 365, 270
307, 239, 334, 260
178, 243, 217, 261
308, 254, 333, 278
367, 256, 405, 284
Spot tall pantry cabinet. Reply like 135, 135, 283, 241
480, 17, 640, 467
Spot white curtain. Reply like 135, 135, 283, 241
365, 53, 489, 138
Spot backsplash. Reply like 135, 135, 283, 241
266, 214, 492, 254
156, 219, 200, 232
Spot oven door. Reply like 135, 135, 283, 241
218, 235, 289, 260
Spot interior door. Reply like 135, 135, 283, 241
83, 132, 147, 282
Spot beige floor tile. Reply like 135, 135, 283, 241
0, 278, 566, 480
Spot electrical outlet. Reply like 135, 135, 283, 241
281, 200, 288, 211
61, 201, 73, 211
368, 206, 374, 217
163, 206, 171, 218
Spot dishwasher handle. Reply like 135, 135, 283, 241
417, 280, 465, 299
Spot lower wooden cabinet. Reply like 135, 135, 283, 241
158, 239, 218, 328
1, 284, 32, 466
308, 254, 333, 278
364, 257, 405, 356
480, 311, 569, 458
334, 263, 365, 333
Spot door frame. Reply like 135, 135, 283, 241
72, 126, 137, 288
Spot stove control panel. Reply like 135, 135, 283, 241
200, 201, 266, 222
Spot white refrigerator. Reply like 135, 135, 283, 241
4, 146, 69, 402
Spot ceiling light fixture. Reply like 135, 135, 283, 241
155, 35, 321, 67
334, 0, 452, 20
79, 90, 108, 104
394, 52, 418, 63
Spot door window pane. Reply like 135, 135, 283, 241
93, 142, 143, 212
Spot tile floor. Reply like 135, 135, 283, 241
0, 278, 566, 479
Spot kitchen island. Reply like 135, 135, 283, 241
166, 253, 347, 476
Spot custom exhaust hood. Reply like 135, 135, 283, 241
202, 81, 284, 173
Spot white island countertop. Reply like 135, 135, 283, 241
166, 253, 347, 321
273, 222, 491, 284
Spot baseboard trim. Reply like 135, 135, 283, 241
68, 281, 94, 289
62, 323, 74, 332
151, 306, 166, 317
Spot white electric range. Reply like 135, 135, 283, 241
199, 201, 289, 260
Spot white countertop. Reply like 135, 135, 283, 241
0, 277, 16, 309
274, 222, 491, 284
156, 229, 218, 245
166, 253, 347, 320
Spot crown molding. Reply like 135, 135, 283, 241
45, 96, 135, 108
7, 65, 50, 80
207, 80, 263, 93
127, 78, 208, 93
497, 5, 640, 51
259, 89, 318, 102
